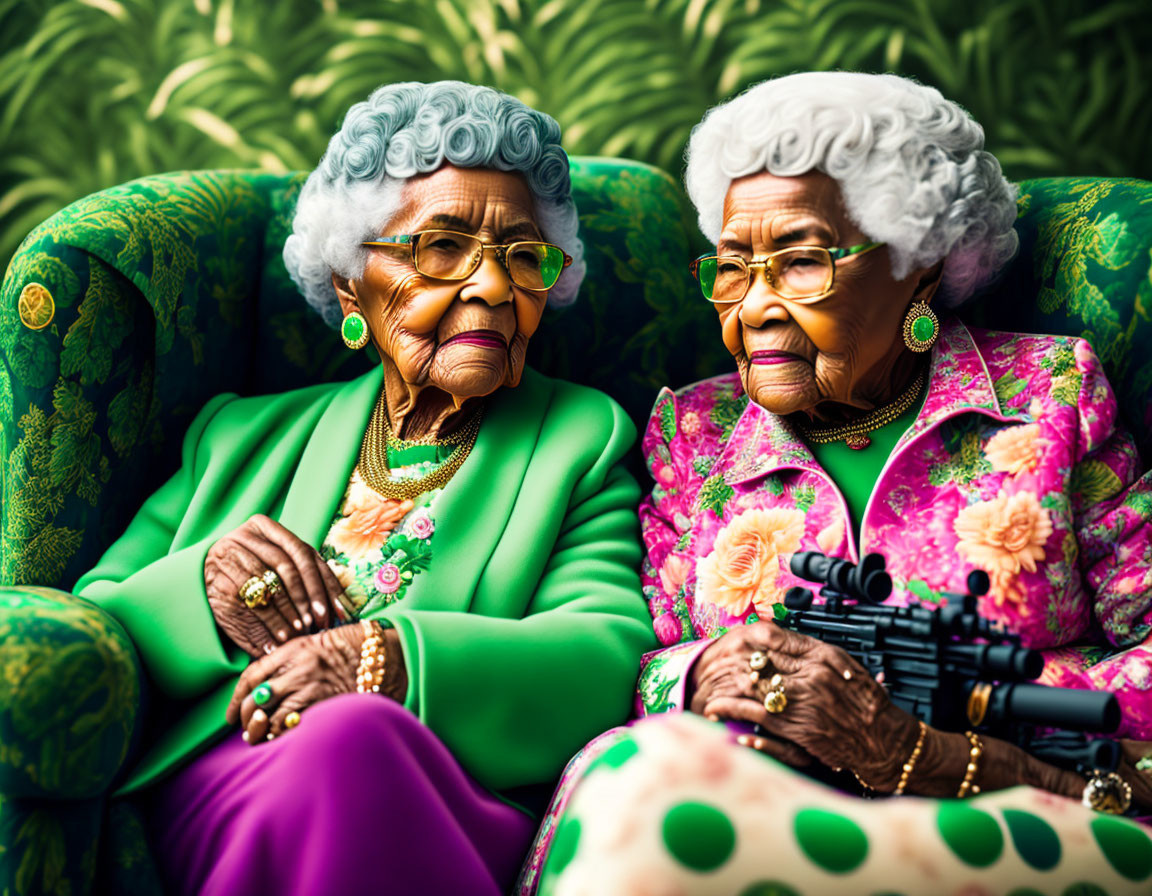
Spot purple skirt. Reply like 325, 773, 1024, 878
145, 693, 536, 895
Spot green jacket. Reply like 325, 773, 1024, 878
76, 366, 656, 798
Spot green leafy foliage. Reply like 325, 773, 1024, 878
1071, 458, 1124, 504
59, 264, 132, 386
708, 392, 747, 441
658, 397, 676, 442
692, 454, 716, 477
2, 0, 1150, 279
695, 472, 733, 518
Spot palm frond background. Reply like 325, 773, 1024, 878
2, 0, 1150, 275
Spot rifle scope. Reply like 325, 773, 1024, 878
790, 551, 891, 603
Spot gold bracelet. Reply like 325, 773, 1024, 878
355, 620, 386, 694
851, 770, 876, 797
893, 720, 928, 796
956, 730, 984, 798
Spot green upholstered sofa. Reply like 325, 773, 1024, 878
1, 161, 1150, 894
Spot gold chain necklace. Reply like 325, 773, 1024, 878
357, 391, 484, 500
793, 366, 927, 450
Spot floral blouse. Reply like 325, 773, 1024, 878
320, 451, 443, 619
635, 318, 1152, 736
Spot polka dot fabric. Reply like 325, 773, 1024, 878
537, 714, 1152, 896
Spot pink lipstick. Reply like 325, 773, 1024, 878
441, 330, 508, 350
749, 350, 805, 365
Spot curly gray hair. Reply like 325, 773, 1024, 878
685, 72, 1018, 306
284, 81, 586, 327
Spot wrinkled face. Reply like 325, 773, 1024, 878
341, 166, 550, 400
715, 170, 929, 416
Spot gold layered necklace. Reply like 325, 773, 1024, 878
793, 366, 927, 450
357, 390, 484, 500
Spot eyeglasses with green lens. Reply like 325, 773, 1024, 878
688, 242, 883, 303
362, 230, 572, 292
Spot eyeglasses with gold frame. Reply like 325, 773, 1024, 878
689, 241, 884, 303
362, 229, 572, 292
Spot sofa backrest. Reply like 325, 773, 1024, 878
1, 163, 1148, 589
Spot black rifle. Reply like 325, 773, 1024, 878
775, 550, 1121, 772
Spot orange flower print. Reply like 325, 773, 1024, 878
984, 424, 1041, 475
327, 470, 414, 559
816, 518, 846, 556
658, 554, 691, 598
954, 489, 1052, 605
696, 508, 805, 616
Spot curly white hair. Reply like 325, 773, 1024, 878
685, 72, 1019, 306
284, 81, 585, 327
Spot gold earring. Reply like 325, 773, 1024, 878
341, 311, 370, 350
902, 301, 939, 353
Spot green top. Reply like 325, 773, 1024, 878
806, 393, 924, 537
75, 366, 656, 798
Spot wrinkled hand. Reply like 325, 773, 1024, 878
226, 623, 408, 743
205, 514, 349, 657
1116, 740, 1152, 810
689, 621, 917, 787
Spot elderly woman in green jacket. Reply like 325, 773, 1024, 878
75, 81, 654, 896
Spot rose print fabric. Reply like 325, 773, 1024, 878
638, 318, 1152, 735
320, 466, 440, 618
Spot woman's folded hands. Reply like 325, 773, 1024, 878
688, 621, 1152, 808
205, 514, 348, 657
225, 622, 408, 744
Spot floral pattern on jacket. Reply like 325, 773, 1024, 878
637, 318, 1152, 736
319, 468, 439, 617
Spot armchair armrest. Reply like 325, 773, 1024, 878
0, 587, 142, 800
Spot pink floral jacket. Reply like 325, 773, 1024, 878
636, 318, 1152, 737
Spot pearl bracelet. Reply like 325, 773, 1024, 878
355, 619, 386, 694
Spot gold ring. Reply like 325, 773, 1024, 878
749, 650, 770, 684
763, 672, 787, 714
262, 569, 283, 597
239, 575, 269, 609
284, 710, 301, 730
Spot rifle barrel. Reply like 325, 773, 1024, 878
987, 682, 1121, 733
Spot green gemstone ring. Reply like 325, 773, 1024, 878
252, 682, 273, 706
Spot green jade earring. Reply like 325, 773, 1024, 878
903, 301, 939, 352
342, 311, 370, 350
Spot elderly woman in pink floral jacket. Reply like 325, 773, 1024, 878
523, 72, 1152, 896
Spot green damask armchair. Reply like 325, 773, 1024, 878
1, 166, 1150, 895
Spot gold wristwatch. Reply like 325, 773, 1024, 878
1082, 770, 1132, 814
